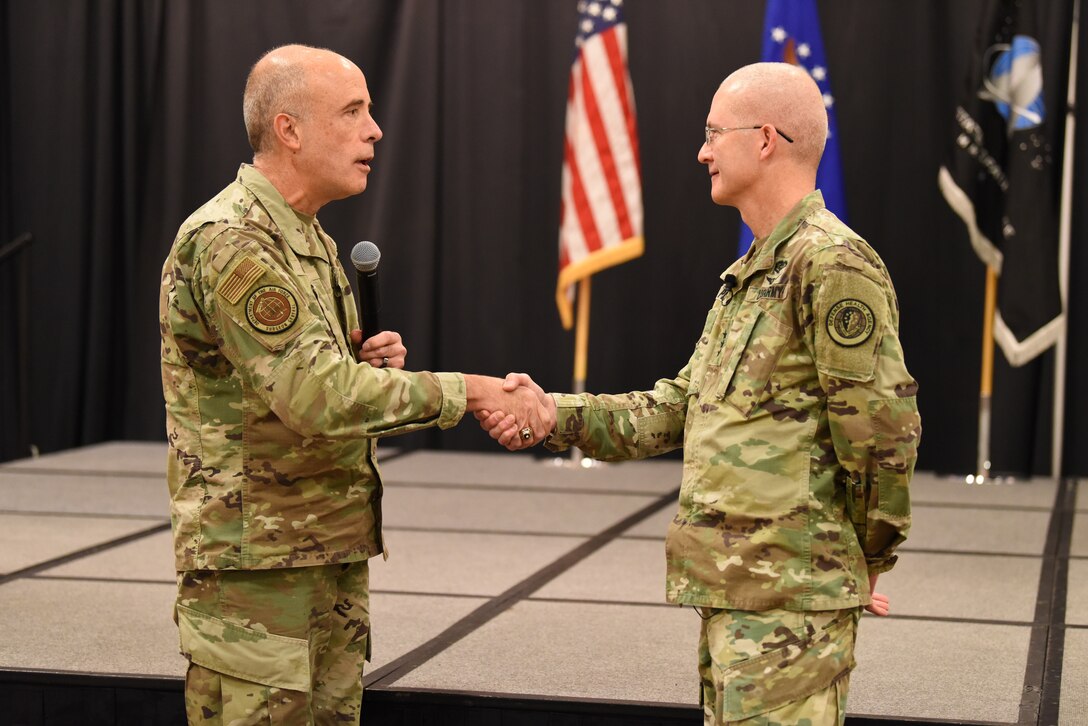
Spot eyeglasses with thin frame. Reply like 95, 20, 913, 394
704, 125, 795, 146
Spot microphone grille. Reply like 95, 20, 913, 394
351, 240, 381, 272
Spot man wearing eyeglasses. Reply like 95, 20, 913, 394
478, 62, 919, 725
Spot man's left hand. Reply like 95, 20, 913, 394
865, 573, 890, 616
351, 329, 407, 369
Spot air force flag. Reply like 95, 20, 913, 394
739, 0, 847, 256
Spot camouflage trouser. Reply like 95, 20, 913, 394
175, 561, 370, 726
697, 606, 860, 726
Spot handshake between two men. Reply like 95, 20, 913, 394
350, 329, 554, 447
469, 372, 553, 450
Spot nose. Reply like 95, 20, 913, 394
697, 140, 712, 164
366, 117, 382, 143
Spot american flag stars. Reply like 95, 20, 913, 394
576, 0, 624, 46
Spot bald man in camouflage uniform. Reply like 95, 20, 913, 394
160, 45, 552, 725
480, 62, 919, 725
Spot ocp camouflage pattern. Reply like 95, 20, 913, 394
177, 562, 370, 723
548, 191, 920, 611
160, 164, 467, 572
698, 606, 857, 723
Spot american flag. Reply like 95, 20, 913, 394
556, 0, 643, 330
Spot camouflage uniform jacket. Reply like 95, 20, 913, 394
160, 164, 466, 572
548, 192, 920, 611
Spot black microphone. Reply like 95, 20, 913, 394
350, 240, 382, 338
722, 274, 738, 296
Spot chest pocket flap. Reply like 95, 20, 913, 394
716, 297, 793, 418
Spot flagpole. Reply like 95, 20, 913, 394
570, 277, 592, 466
1052, 0, 1079, 478
977, 267, 997, 481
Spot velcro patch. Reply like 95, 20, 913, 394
826, 299, 874, 347
815, 269, 887, 381
245, 285, 298, 334
217, 256, 266, 304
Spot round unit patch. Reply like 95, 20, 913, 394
826, 299, 875, 347
245, 285, 298, 334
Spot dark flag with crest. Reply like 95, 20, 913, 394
938, 0, 1067, 366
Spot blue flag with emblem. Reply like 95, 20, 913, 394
938, 0, 1067, 366
739, 0, 847, 257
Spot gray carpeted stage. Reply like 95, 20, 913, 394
0, 442, 1083, 725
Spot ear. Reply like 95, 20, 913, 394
271, 112, 302, 152
757, 124, 778, 161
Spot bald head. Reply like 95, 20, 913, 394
719, 62, 827, 170
243, 44, 355, 155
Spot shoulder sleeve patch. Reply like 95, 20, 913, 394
814, 269, 888, 381
245, 285, 299, 334
826, 299, 874, 347
211, 255, 311, 352
217, 255, 267, 305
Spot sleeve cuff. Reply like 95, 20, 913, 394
434, 372, 467, 430
541, 394, 570, 450
552, 392, 586, 408
545, 392, 585, 450
865, 554, 898, 576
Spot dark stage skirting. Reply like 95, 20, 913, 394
0, 442, 1084, 725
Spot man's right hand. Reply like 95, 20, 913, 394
464, 373, 555, 451
474, 374, 557, 448
474, 372, 556, 450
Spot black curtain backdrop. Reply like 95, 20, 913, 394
0, 1, 15, 456
2, 0, 1086, 476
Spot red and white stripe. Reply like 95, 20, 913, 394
557, 21, 643, 328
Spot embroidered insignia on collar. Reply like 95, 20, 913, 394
246, 285, 299, 334
826, 299, 874, 346
765, 259, 788, 284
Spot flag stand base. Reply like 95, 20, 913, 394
963, 472, 1021, 485
546, 455, 605, 470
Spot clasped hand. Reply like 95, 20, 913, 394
470, 372, 555, 451
347, 333, 550, 450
